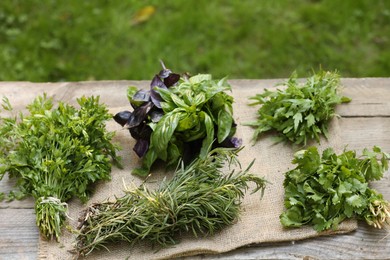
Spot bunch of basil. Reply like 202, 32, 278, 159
114, 65, 240, 176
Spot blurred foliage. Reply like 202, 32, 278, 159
0, 0, 389, 82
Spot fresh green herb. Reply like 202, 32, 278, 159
280, 146, 390, 231
0, 94, 121, 240
246, 70, 351, 145
74, 148, 266, 257
114, 62, 241, 177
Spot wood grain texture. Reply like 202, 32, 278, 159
0, 78, 389, 259
0, 209, 38, 260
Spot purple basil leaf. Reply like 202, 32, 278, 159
132, 89, 151, 102
133, 139, 149, 157
164, 73, 180, 87
150, 90, 163, 108
150, 75, 168, 108
129, 123, 152, 140
150, 109, 164, 122
113, 111, 132, 127
158, 68, 172, 79
151, 75, 166, 88
125, 102, 153, 128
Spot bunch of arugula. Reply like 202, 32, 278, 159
74, 147, 266, 257
0, 94, 121, 240
114, 63, 240, 177
280, 146, 390, 231
246, 70, 351, 145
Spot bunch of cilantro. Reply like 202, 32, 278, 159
114, 63, 240, 177
280, 146, 390, 231
0, 94, 121, 240
247, 70, 351, 145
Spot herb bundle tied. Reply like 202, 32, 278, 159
114, 62, 240, 177
280, 146, 390, 231
0, 95, 121, 240
247, 70, 351, 145
75, 148, 266, 257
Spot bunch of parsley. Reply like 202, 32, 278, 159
114, 63, 240, 177
247, 70, 351, 145
0, 94, 121, 240
280, 146, 390, 231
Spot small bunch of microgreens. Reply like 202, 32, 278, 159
246, 70, 351, 145
0, 94, 121, 240
280, 146, 390, 231
74, 147, 267, 257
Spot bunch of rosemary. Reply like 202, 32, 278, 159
0, 94, 121, 240
75, 148, 266, 256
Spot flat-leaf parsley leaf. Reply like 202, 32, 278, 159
280, 146, 390, 231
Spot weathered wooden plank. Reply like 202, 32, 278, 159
193, 221, 390, 259
0, 175, 35, 209
0, 208, 38, 260
0, 81, 140, 112
1, 213, 389, 259
339, 78, 390, 117
339, 117, 390, 152
0, 78, 389, 117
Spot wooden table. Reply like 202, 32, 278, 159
1, 78, 389, 259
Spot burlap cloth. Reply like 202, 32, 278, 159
37, 80, 357, 259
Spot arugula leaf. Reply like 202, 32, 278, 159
247, 70, 351, 145
0, 94, 121, 240
280, 146, 390, 231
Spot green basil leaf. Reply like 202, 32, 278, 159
133, 148, 158, 177
177, 113, 198, 132
151, 112, 180, 161
199, 112, 214, 158
189, 74, 212, 84
217, 109, 232, 143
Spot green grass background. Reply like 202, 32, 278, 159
1, 0, 389, 82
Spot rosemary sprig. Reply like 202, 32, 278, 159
75, 148, 266, 256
